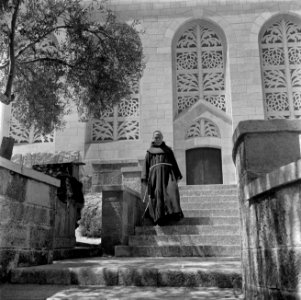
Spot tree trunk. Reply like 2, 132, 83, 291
0, 136, 14, 160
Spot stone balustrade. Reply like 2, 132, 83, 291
233, 119, 301, 299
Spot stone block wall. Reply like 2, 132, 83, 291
0, 157, 60, 279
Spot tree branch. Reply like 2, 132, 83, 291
0, 61, 9, 69
15, 25, 71, 59
4, 0, 21, 100
19, 56, 74, 68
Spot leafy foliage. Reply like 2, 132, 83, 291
0, 0, 144, 134
79, 193, 102, 238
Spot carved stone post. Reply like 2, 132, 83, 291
0, 136, 14, 160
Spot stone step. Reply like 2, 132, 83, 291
10, 257, 242, 288
179, 184, 238, 191
115, 245, 241, 257
128, 234, 240, 247
180, 189, 238, 197
183, 209, 239, 218
180, 201, 239, 210
142, 216, 240, 226
135, 225, 240, 236
53, 246, 102, 260
180, 195, 238, 203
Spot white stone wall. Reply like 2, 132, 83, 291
9, 0, 301, 185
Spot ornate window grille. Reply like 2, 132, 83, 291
174, 20, 226, 115
260, 16, 301, 119
9, 102, 54, 144
186, 118, 220, 139
91, 79, 140, 142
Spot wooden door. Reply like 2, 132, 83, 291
186, 147, 223, 185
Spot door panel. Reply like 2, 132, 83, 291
186, 147, 223, 185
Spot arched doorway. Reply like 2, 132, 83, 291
186, 147, 223, 185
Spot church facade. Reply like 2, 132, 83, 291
2, 0, 301, 186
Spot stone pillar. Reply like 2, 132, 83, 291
101, 185, 145, 255
233, 119, 301, 299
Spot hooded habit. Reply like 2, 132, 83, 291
141, 141, 184, 225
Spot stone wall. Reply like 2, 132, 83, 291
0, 157, 60, 280
233, 119, 301, 299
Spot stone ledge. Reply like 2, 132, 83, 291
0, 157, 60, 187
232, 119, 301, 162
244, 159, 301, 200
89, 159, 140, 165
121, 166, 142, 173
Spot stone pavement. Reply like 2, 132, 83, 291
0, 284, 244, 300
1, 257, 243, 299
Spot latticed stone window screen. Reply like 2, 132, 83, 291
186, 118, 220, 139
175, 21, 226, 115
260, 16, 301, 119
91, 80, 140, 142
9, 102, 54, 144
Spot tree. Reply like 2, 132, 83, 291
0, 0, 144, 134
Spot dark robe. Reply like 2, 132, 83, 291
141, 142, 184, 225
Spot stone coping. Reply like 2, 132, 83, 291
102, 184, 141, 198
0, 157, 60, 187
232, 119, 301, 162
12, 151, 83, 166
244, 159, 301, 201
121, 166, 142, 173
89, 159, 140, 165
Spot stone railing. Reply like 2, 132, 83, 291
233, 119, 301, 299
0, 157, 60, 280
101, 185, 146, 255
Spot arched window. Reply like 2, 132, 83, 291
9, 102, 54, 144
173, 20, 227, 115
91, 78, 140, 141
259, 15, 301, 119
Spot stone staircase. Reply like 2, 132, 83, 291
6, 184, 243, 299
115, 184, 241, 257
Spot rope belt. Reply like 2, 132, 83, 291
149, 163, 172, 171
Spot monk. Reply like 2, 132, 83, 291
141, 130, 184, 225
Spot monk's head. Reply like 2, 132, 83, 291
153, 130, 163, 146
